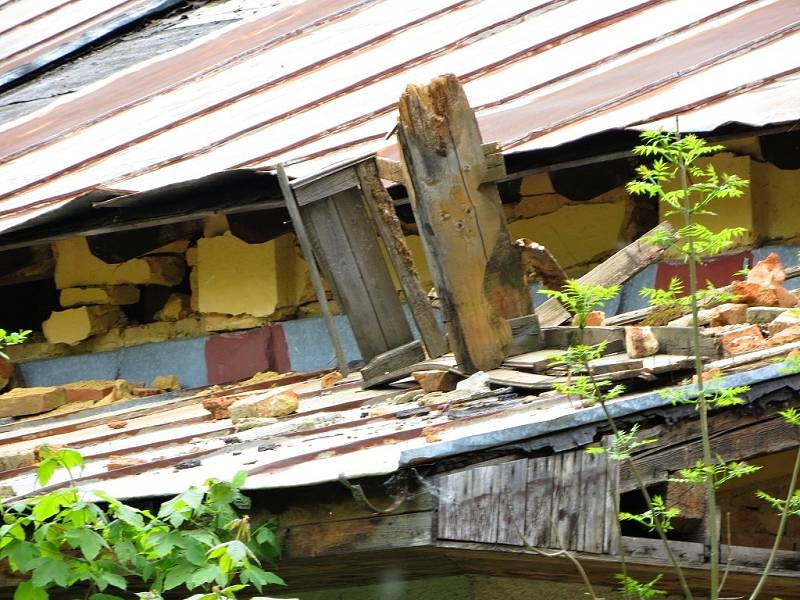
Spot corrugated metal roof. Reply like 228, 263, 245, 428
2, 350, 798, 501
0, 0, 798, 234
0, 0, 185, 93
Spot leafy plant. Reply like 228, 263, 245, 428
616, 573, 667, 599
0, 327, 30, 359
539, 280, 620, 329
1, 448, 283, 600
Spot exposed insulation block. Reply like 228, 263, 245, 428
154, 293, 192, 322
42, 306, 125, 346
60, 285, 140, 307
197, 232, 306, 317
0, 386, 66, 418
151, 375, 181, 391
53, 237, 185, 289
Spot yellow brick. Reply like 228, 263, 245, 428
123, 322, 175, 347
186, 246, 198, 267
751, 160, 800, 244
0, 386, 66, 417
53, 237, 185, 289
148, 240, 190, 254
203, 214, 229, 237
174, 317, 203, 338
60, 285, 140, 307
154, 293, 192, 322
198, 233, 304, 317
42, 306, 125, 346
509, 190, 628, 274
519, 172, 555, 196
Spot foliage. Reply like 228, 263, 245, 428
539, 280, 620, 328
1, 447, 282, 600
626, 130, 748, 262
672, 459, 761, 490
0, 327, 30, 359
615, 574, 667, 599
586, 424, 657, 461
619, 495, 680, 534
639, 277, 738, 312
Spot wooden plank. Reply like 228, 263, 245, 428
525, 455, 554, 548
398, 74, 531, 373
577, 451, 609, 554
361, 340, 426, 389
356, 160, 448, 358
303, 187, 413, 362
283, 510, 434, 558
536, 222, 676, 327
277, 164, 349, 375
467, 464, 501, 544
293, 166, 359, 206
551, 452, 581, 550
507, 313, 542, 356
604, 450, 620, 555
503, 349, 562, 371
496, 458, 528, 546
620, 414, 800, 493
437, 469, 472, 541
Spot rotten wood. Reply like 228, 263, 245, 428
398, 74, 532, 373
536, 221, 676, 327
356, 160, 447, 358
517, 238, 568, 291
377, 141, 506, 185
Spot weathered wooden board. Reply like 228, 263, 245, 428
438, 452, 618, 554
536, 222, 676, 327
283, 510, 434, 558
302, 185, 414, 362
620, 414, 800, 493
398, 74, 532, 372
356, 160, 447, 359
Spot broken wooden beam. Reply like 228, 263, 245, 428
356, 160, 447, 359
377, 142, 506, 185
536, 221, 676, 327
398, 74, 532, 372
516, 238, 568, 291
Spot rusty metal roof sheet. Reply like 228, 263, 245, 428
1, 354, 798, 500
0, 0, 799, 234
0, 0, 185, 93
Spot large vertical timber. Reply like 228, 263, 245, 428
397, 74, 530, 373
356, 160, 448, 358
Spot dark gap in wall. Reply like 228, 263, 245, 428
760, 130, 800, 170
0, 279, 59, 332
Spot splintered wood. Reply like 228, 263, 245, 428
398, 74, 531, 372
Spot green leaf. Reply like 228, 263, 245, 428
64, 528, 107, 561
31, 557, 72, 588
14, 582, 48, 600
115, 504, 145, 529
36, 460, 58, 488
90, 594, 125, 600
99, 572, 127, 591
231, 471, 247, 489
187, 565, 222, 589
240, 565, 285, 591
163, 563, 196, 591
57, 449, 84, 472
